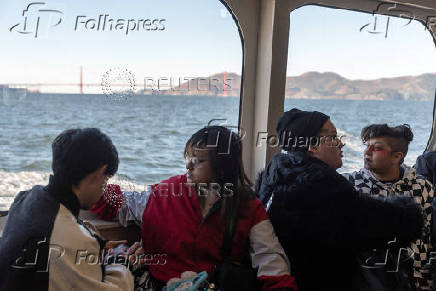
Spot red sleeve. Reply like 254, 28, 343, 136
252, 198, 269, 225
259, 275, 299, 290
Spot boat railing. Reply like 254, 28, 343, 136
0, 210, 140, 243
79, 210, 141, 244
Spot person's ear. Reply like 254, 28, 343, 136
93, 164, 108, 182
308, 144, 318, 155
392, 152, 404, 164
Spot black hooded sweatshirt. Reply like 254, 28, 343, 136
255, 151, 424, 291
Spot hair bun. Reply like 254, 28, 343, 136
396, 124, 414, 142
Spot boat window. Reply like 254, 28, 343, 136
285, 5, 436, 173
0, 0, 242, 211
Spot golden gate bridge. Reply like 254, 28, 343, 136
0, 67, 133, 94
0, 68, 231, 95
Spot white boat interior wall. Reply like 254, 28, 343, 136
223, 0, 436, 181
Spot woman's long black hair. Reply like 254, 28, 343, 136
184, 126, 254, 230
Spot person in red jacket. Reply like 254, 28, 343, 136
91, 126, 298, 291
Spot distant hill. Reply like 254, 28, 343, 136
286, 72, 436, 101
139, 72, 436, 101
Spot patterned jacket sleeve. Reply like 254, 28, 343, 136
341, 172, 355, 185
90, 184, 151, 227
432, 185, 436, 289
117, 189, 151, 227
413, 178, 435, 289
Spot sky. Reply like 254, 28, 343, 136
0, 1, 435, 93
288, 5, 436, 80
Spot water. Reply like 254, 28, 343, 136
284, 99, 434, 172
0, 93, 433, 210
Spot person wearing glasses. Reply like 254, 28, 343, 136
91, 126, 298, 291
344, 124, 435, 290
256, 109, 425, 291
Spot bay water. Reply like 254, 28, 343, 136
0, 93, 433, 210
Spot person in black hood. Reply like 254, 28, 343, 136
255, 108, 425, 291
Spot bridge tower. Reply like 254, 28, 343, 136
80, 66, 83, 94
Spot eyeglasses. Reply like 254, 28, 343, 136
323, 135, 343, 144
185, 156, 208, 168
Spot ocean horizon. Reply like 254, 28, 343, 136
0, 93, 433, 211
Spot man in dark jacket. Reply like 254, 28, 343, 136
0, 128, 133, 291
255, 108, 425, 291
416, 150, 436, 190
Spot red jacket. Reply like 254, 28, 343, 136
141, 174, 298, 290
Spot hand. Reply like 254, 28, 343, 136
166, 271, 197, 290
127, 241, 145, 267
104, 240, 128, 255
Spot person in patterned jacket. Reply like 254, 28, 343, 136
344, 123, 435, 291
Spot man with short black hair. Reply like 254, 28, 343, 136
344, 123, 434, 290
0, 128, 134, 291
